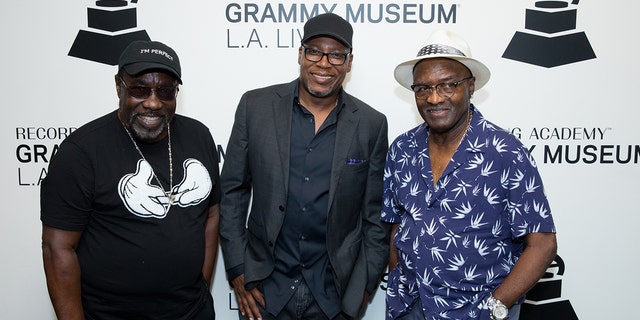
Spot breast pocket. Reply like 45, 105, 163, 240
344, 159, 369, 171
340, 161, 369, 200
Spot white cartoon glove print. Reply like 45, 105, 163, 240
118, 158, 212, 218
118, 159, 170, 218
171, 158, 212, 207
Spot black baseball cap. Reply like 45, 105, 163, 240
118, 40, 182, 84
301, 13, 353, 49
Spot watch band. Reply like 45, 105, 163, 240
487, 295, 509, 320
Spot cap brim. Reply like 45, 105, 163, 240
302, 33, 352, 48
123, 62, 183, 84
394, 55, 490, 91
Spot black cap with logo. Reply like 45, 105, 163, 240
118, 40, 182, 84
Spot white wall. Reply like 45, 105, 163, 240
2, 1, 638, 319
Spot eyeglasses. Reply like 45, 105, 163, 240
410, 76, 473, 99
302, 46, 351, 66
119, 78, 179, 101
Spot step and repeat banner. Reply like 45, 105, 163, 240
2, 1, 638, 319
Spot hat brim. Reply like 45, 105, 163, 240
394, 55, 490, 91
123, 62, 183, 84
302, 33, 352, 49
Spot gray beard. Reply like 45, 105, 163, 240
128, 114, 168, 143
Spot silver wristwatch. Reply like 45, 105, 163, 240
487, 295, 509, 320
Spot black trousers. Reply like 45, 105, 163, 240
238, 280, 351, 320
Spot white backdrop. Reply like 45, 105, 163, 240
2, 1, 639, 319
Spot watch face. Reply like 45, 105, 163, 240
493, 305, 509, 319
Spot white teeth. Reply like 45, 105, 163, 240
137, 115, 162, 126
138, 115, 161, 121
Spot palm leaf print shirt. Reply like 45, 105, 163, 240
381, 105, 556, 319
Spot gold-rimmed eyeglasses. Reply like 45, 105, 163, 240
410, 76, 473, 99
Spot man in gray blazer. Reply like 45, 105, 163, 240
220, 13, 389, 320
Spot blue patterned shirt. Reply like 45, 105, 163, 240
381, 106, 556, 319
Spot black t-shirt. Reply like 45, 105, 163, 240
41, 111, 221, 320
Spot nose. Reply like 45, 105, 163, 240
316, 53, 332, 67
426, 89, 445, 104
142, 90, 162, 110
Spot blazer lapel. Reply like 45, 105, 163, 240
273, 82, 295, 193
328, 99, 359, 208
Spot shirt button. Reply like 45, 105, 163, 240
304, 176, 310, 182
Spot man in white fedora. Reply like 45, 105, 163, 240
381, 30, 557, 320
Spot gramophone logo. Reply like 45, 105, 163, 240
520, 255, 579, 319
68, 0, 150, 65
503, 0, 596, 67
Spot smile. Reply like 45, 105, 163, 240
312, 73, 333, 82
136, 114, 165, 128
426, 107, 450, 113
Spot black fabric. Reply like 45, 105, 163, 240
41, 111, 220, 319
261, 97, 343, 318
302, 13, 353, 48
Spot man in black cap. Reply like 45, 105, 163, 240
41, 40, 221, 319
220, 13, 389, 320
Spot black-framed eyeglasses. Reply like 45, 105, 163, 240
302, 46, 351, 66
119, 77, 179, 101
410, 76, 473, 99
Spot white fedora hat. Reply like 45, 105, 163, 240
394, 29, 491, 91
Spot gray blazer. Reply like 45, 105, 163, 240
219, 79, 389, 317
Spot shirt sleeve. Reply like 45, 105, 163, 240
381, 139, 403, 224
507, 144, 556, 238
40, 140, 94, 231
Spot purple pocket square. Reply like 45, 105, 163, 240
345, 159, 367, 165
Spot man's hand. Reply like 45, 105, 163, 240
231, 274, 264, 320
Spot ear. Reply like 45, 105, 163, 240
115, 75, 122, 96
345, 53, 353, 73
297, 46, 304, 65
468, 76, 476, 97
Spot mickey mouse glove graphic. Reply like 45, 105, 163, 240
119, 158, 212, 218
119, 159, 170, 218
171, 158, 212, 207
